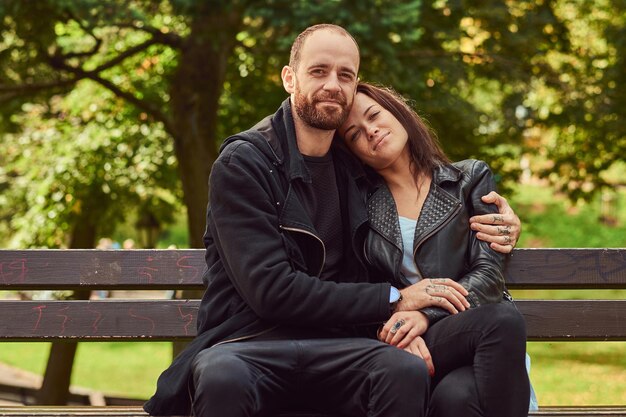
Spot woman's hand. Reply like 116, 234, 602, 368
379, 311, 429, 348
470, 191, 521, 254
404, 336, 434, 377
398, 278, 469, 314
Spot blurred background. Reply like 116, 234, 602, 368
0, 0, 624, 407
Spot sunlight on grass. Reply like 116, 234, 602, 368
528, 342, 626, 405
0, 342, 171, 399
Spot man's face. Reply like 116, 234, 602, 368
291, 30, 359, 130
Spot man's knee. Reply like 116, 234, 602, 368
192, 347, 254, 401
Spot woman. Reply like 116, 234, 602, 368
338, 82, 531, 417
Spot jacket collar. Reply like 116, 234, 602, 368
367, 163, 462, 252
433, 163, 462, 185
268, 99, 312, 183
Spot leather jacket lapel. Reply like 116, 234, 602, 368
413, 184, 462, 250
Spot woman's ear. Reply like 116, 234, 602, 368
281, 66, 295, 94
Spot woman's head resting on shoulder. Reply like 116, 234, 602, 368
338, 82, 449, 175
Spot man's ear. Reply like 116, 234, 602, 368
281, 65, 295, 94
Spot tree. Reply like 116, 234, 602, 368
523, 0, 626, 201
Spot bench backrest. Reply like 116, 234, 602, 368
0, 249, 625, 341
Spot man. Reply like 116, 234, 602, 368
144, 24, 521, 417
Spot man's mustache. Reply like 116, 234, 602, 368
313, 92, 347, 105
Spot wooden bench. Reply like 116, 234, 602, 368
0, 248, 624, 416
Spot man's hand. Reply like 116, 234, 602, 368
470, 191, 521, 254
397, 278, 469, 314
379, 311, 429, 348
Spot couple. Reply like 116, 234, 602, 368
145, 24, 530, 417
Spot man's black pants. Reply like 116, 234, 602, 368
191, 336, 430, 417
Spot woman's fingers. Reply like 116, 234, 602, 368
404, 337, 434, 377
425, 279, 469, 312
415, 338, 434, 376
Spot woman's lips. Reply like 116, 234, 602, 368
373, 132, 389, 151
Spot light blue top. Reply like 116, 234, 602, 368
399, 216, 421, 284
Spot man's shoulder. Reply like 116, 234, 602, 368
217, 136, 269, 165
218, 114, 280, 165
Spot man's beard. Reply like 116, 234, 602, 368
294, 88, 350, 130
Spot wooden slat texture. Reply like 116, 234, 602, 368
0, 406, 625, 417
505, 248, 626, 289
1, 299, 625, 341
517, 300, 626, 341
0, 407, 149, 416
1, 248, 625, 289
0, 300, 199, 341
0, 250, 205, 290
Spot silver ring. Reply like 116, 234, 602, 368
389, 319, 406, 334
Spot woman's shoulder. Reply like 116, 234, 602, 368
450, 159, 492, 174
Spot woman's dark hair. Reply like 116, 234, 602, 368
355, 82, 450, 181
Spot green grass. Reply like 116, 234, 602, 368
0, 342, 171, 399
510, 184, 626, 248
527, 342, 626, 405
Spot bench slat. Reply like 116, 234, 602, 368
0, 250, 205, 290
505, 248, 626, 289
0, 406, 626, 417
1, 300, 625, 341
1, 249, 625, 290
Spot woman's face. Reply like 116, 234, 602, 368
339, 92, 409, 171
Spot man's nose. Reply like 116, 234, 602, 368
323, 73, 341, 92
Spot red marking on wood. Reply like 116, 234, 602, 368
176, 256, 199, 283
177, 306, 194, 336
0, 259, 28, 284
137, 267, 158, 284
56, 306, 70, 334
86, 306, 103, 334
128, 309, 155, 334
32, 305, 46, 331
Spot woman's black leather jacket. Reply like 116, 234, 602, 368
364, 159, 509, 325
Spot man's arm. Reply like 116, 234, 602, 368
209, 142, 390, 326
470, 191, 521, 254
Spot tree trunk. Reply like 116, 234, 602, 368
36, 221, 96, 405
169, 5, 244, 357
170, 6, 243, 249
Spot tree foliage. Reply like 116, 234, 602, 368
1, 0, 624, 247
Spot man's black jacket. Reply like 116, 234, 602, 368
144, 99, 393, 416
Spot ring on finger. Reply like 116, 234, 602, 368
389, 319, 406, 334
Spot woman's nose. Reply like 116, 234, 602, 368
367, 126, 379, 140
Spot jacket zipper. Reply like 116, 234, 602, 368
209, 226, 325, 349
279, 225, 326, 278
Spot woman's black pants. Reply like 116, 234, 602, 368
424, 300, 531, 417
